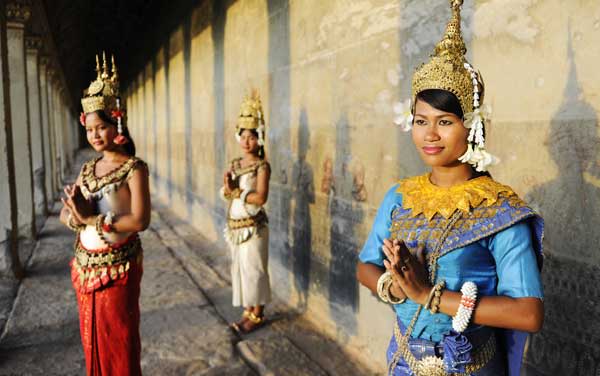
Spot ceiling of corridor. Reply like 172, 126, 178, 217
41, 0, 196, 108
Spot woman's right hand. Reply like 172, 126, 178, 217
223, 171, 231, 193
224, 171, 238, 191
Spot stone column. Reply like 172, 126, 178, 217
6, 0, 35, 239
25, 35, 46, 219
39, 56, 53, 206
45, 67, 58, 194
0, 2, 23, 278
53, 84, 65, 185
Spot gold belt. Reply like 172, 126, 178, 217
393, 321, 496, 376
75, 237, 140, 268
227, 211, 267, 230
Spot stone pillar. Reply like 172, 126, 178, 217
0, 2, 23, 278
45, 68, 58, 194
53, 84, 65, 185
25, 35, 46, 219
6, 0, 35, 239
39, 56, 53, 206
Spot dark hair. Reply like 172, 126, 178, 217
237, 128, 265, 159
415, 89, 491, 178
92, 110, 136, 156
416, 89, 464, 119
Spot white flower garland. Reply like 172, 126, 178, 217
458, 62, 499, 172
452, 281, 478, 333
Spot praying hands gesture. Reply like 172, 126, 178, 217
223, 171, 238, 194
61, 184, 95, 226
381, 238, 432, 305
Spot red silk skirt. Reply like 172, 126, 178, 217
71, 239, 143, 376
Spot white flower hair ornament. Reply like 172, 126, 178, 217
458, 62, 499, 172
393, 98, 414, 132
257, 125, 265, 146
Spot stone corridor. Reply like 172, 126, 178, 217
0, 151, 373, 375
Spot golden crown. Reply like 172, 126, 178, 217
236, 90, 265, 131
81, 52, 120, 114
411, 0, 483, 115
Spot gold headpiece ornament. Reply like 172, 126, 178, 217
81, 52, 128, 145
236, 90, 266, 146
395, 0, 498, 172
81, 52, 120, 114
411, 0, 481, 115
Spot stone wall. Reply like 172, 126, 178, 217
0, 1, 76, 277
124, 0, 600, 373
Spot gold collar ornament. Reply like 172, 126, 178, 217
394, 0, 499, 172
398, 174, 515, 221
236, 90, 266, 146
81, 52, 128, 145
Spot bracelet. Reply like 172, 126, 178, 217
428, 281, 445, 314
240, 189, 254, 203
377, 271, 406, 304
424, 280, 446, 311
376, 271, 391, 302
385, 277, 406, 304
95, 214, 110, 245
66, 214, 85, 232
452, 281, 478, 333
102, 212, 116, 233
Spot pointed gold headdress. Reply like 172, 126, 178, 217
81, 53, 128, 144
81, 52, 120, 115
412, 0, 481, 115
236, 90, 266, 146
408, 0, 498, 172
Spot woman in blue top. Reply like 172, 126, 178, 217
356, 2, 543, 375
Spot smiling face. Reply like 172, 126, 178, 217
238, 128, 259, 156
411, 98, 469, 168
84, 112, 118, 152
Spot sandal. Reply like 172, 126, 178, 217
229, 310, 252, 334
240, 312, 266, 334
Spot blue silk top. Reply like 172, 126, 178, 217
359, 176, 544, 345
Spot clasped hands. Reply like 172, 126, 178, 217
222, 171, 239, 194
382, 238, 432, 306
61, 184, 95, 226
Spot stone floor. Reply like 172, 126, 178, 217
0, 151, 375, 376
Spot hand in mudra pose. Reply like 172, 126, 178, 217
223, 171, 239, 194
382, 238, 432, 305
61, 184, 95, 226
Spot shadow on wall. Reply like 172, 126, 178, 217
183, 16, 194, 221
290, 108, 314, 310
524, 30, 600, 376
266, 0, 293, 300
327, 112, 364, 338
212, 0, 227, 226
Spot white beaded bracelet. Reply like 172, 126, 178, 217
452, 281, 478, 333
104, 211, 116, 225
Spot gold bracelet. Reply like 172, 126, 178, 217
377, 271, 392, 303
67, 214, 85, 232
423, 280, 446, 311
428, 281, 445, 314
95, 214, 110, 245
385, 277, 406, 304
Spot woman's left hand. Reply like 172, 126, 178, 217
383, 239, 432, 305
